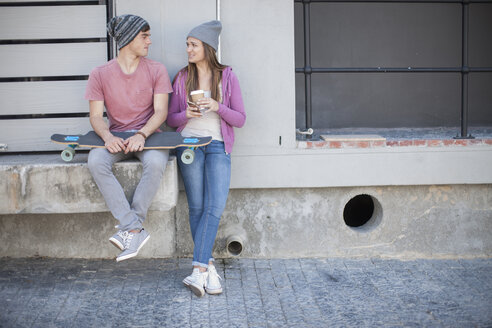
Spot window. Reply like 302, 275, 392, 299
295, 0, 492, 138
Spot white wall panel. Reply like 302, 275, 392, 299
0, 43, 107, 77
0, 81, 89, 115
0, 6, 107, 40
221, 0, 297, 149
159, 0, 216, 79
231, 148, 492, 188
0, 118, 94, 152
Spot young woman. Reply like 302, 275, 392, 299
167, 20, 246, 297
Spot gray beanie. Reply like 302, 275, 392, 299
107, 14, 149, 50
187, 20, 222, 51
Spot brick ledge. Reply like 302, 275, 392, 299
298, 137, 492, 149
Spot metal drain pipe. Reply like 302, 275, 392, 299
216, 0, 221, 62
226, 235, 244, 256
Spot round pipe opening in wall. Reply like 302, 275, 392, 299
226, 235, 244, 256
343, 194, 376, 228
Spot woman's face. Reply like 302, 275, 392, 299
186, 37, 205, 64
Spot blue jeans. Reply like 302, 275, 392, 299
177, 140, 231, 268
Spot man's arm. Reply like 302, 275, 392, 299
123, 93, 169, 154
89, 100, 126, 153
139, 93, 168, 137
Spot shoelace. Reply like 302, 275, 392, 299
117, 230, 127, 240
192, 270, 208, 286
123, 232, 133, 249
208, 267, 222, 281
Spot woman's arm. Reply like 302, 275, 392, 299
199, 71, 246, 128
166, 75, 189, 128
217, 72, 246, 128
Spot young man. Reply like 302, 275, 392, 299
85, 15, 172, 262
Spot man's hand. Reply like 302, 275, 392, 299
104, 135, 126, 153
123, 133, 145, 154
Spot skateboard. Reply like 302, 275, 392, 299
50, 131, 212, 164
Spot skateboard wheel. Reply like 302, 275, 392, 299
181, 149, 195, 164
61, 147, 75, 162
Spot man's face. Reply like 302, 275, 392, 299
126, 30, 152, 57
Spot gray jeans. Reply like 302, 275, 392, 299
88, 148, 169, 232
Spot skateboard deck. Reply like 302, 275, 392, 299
50, 131, 212, 163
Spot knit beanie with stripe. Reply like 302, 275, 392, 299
107, 14, 149, 50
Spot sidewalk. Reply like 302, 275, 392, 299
0, 257, 491, 327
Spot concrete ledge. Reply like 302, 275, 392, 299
0, 154, 178, 214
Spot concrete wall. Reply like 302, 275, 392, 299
0, 211, 175, 258
2, 184, 490, 258
180, 185, 492, 259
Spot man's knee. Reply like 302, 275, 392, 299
88, 149, 112, 174
142, 150, 168, 174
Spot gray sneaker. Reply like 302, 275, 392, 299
109, 230, 126, 250
116, 229, 150, 262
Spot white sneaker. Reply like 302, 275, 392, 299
185, 268, 208, 297
182, 273, 192, 286
205, 264, 223, 295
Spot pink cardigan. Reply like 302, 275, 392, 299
167, 66, 246, 153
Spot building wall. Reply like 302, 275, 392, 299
1, 1, 490, 188
114, 0, 492, 189
0, 0, 490, 259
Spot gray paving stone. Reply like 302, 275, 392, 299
0, 257, 491, 327
254, 259, 271, 269
225, 268, 241, 280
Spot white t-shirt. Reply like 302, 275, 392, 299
181, 86, 223, 141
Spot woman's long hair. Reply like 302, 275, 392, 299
181, 42, 227, 102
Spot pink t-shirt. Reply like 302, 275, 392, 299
85, 57, 173, 131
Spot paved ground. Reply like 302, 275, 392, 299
0, 257, 491, 328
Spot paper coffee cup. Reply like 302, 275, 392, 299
190, 90, 205, 103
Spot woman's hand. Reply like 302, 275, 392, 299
186, 106, 203, 119
197, 98, 219, 113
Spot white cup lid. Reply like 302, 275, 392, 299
190, 90, 205, 95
